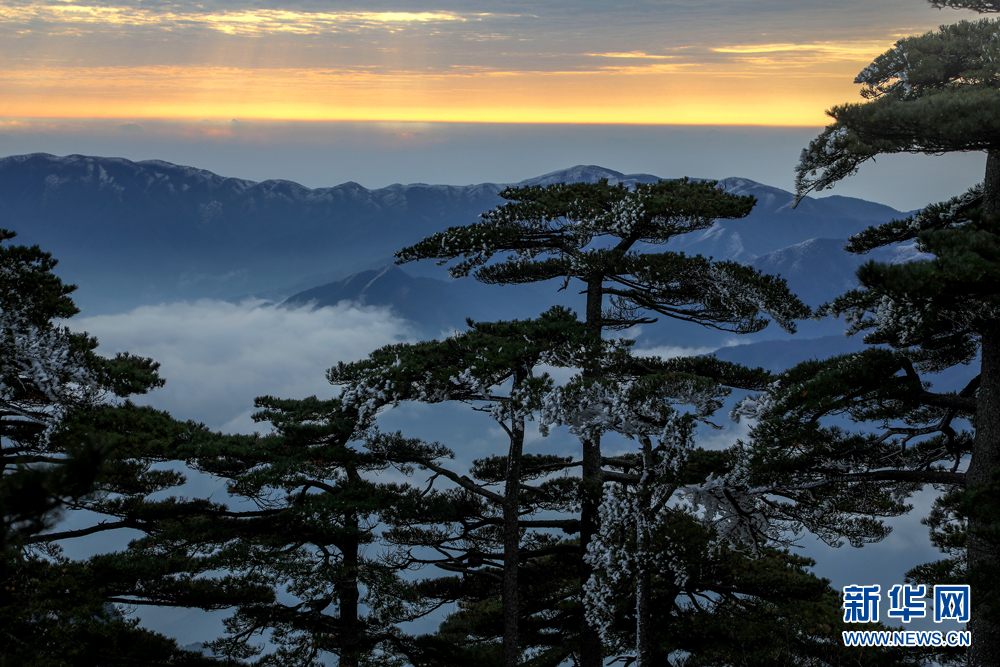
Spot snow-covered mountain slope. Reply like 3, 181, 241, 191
749, 238, 930, 307
280, 265, 475, 336
669, 178, 909, 263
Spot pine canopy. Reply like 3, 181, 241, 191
397, 179, 809, 333
796, 18, 1000, 200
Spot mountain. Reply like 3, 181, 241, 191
666, 178, 911, 263
281, 265, 474, 336
0, 154, 909, 315
0, 153, 508, 311
749, 238, 930, 307
517, 165, 662, 188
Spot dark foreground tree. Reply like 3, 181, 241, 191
171, 396, 438, 667
396, 178, 810, 666
0, 229, 229, 665
331, 307, 597, 666
733, 3, 1000, 664
588, 505, 926, 667
328, 306, 850, 667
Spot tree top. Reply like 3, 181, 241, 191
795, 18, 1000, 202
396, 178, 755, 280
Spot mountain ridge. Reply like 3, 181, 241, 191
0, 153, 909, 317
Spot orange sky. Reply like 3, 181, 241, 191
1, 63, 870, 126
0, 1, 963, 126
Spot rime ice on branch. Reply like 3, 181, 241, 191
396, 178, 811, 667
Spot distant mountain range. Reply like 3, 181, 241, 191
0, 153, 917, 321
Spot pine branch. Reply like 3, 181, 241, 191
24, 519, 138, 543
419, 460, 503, 503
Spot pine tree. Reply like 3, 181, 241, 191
330, 307, 599, 667
330, 308, 844, 667
0, 229, 233, 665
734, 4, 1000, 664
588, 505, 926, 667
165, 395, 443, 667
396, 178, 810, 665
163, 309, 595, 666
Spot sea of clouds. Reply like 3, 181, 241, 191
76, 298, 419, 433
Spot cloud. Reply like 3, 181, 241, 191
75, 299, 417, 433
713, 41, 887, 56
631, 343, 720, 360
4, 5, 476, 35
585, 51, 678, 60
0, 0, 949, 126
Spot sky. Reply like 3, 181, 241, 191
0, 0, 992, 209
0, 0, 967, 125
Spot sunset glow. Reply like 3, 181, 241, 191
0, 62, 868, 126
0, 0, 959, 127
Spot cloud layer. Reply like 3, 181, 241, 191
76, 299, 417, 432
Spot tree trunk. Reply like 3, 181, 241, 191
502, 367, 527, 667
579, 435, 604, 667
339, 470, 362, 667
635, 436, 653, 667
579, 276, 605, 667
968, 149, 1000, 667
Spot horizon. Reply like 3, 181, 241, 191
0, 120, 988, 211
